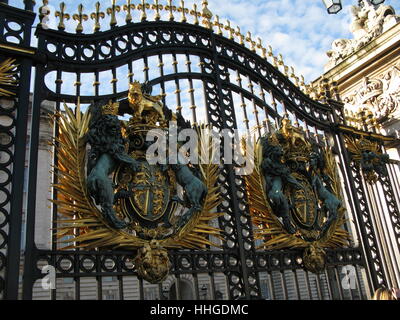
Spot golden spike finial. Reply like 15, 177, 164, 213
236, 26, 244, 45
225, 20, 234, 40
38, 0, 51, 29
138, 0, 150, 21
123, 0, 135, 23
73, 4, 88, 33
190, 3, 200, 25
165, 0, 176, 21
55, 2, 70, 31
201, 0, 213, 29
90, 2, 105, 32
272, 56, 278, 68
267, 45, 273, 57
178, 0, 189, 23
106, 0, 121, 27
300, 75, 306, 88
277, 53, 284, 66
257, 37, 266, 58
289, 66, 295, 78
245, 31, 256, 52
214, 15, 222, 35
152, 0, 163, 21
283, 65, 289, 77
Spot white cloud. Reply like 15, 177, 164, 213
7, 0, 400, 89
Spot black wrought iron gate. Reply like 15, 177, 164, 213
1, 0, 400, 300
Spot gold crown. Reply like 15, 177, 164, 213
101, 100, 119, 115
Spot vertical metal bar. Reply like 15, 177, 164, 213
304, 270, 314, 299
370, 181, 399, 286
94, 71, 100, 97
175, 274, 181, 300
292, 269, 301, 300
323, 268, 333, 300
280, 271, 288, 300
24, 0, 35, 11
22, 32, 46, 298
193, 273, 200, 300
5, 57, 33, 300
111, 67, 117, 94
172, 53, 182, 114
236, 70, 250, 132
143, 56, 149, 82
209, 273, 216, 300
267, 272, 275, 300
138, 278, 144, 300
247, 78, 261, 136
269, 91, 279, 127
314, 272, 323, 299
269, 271, 277, 300
158, 54, 166, 104
334, 131, 383, 291
354, 265, 365, 300
258, 82, 269, 132
128, 60, 134, 83
333, 267, 344, 300
118, 276, 124, 300
363, 179, 393, 288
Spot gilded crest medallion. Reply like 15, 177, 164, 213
52, 80, 222, 283
245, 118, 350, 273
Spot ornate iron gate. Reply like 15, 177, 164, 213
1, 0, 399, 300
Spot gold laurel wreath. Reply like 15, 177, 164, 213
0, 58, 18, 97
51, 103, 222, 251
245, 138, 350, 250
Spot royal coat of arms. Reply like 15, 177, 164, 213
245, 118, 350, 273
52, 81, 222, 283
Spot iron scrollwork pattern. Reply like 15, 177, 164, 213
2, 0, 398, 300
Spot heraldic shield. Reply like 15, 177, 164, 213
51, 80, 222, 284
245, 117, 350, 274
114, 160, 175, 224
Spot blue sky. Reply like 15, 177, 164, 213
7, 0, 400, 82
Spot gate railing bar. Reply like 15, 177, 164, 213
363, 176, 395, 288
371, 180, 400, 287
21, 29, 47, 299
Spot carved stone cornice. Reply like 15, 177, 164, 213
325, 1, 399, 71
343, 63, 400, 126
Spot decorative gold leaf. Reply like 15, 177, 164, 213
52, 104, 222, 251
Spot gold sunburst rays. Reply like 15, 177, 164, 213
0, 58, 18, 97
245, 137, 350, 251
52, 102, 223, 251
162, 125, 223, 249
344, 135, 380, 160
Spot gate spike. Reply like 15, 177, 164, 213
257, 37, 266, 58
152, 0, 163, 21
138, 0, 150, 21
123, 0, 135, 23
214, 15, 222, 35
90, 2, 105, 32
236, 26, 244, 45
267, 45, 273, 57
55, 2, 70, 31
72, 4, 88, 33
225, 20, 234, 40
106, 0, 121, 27
245, 31, 255, 52
178, 0, 189, 23
165, 0, 176, 21
201, 0, 213, 30
190, 3, 200, 25
38, 0, 51, 29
